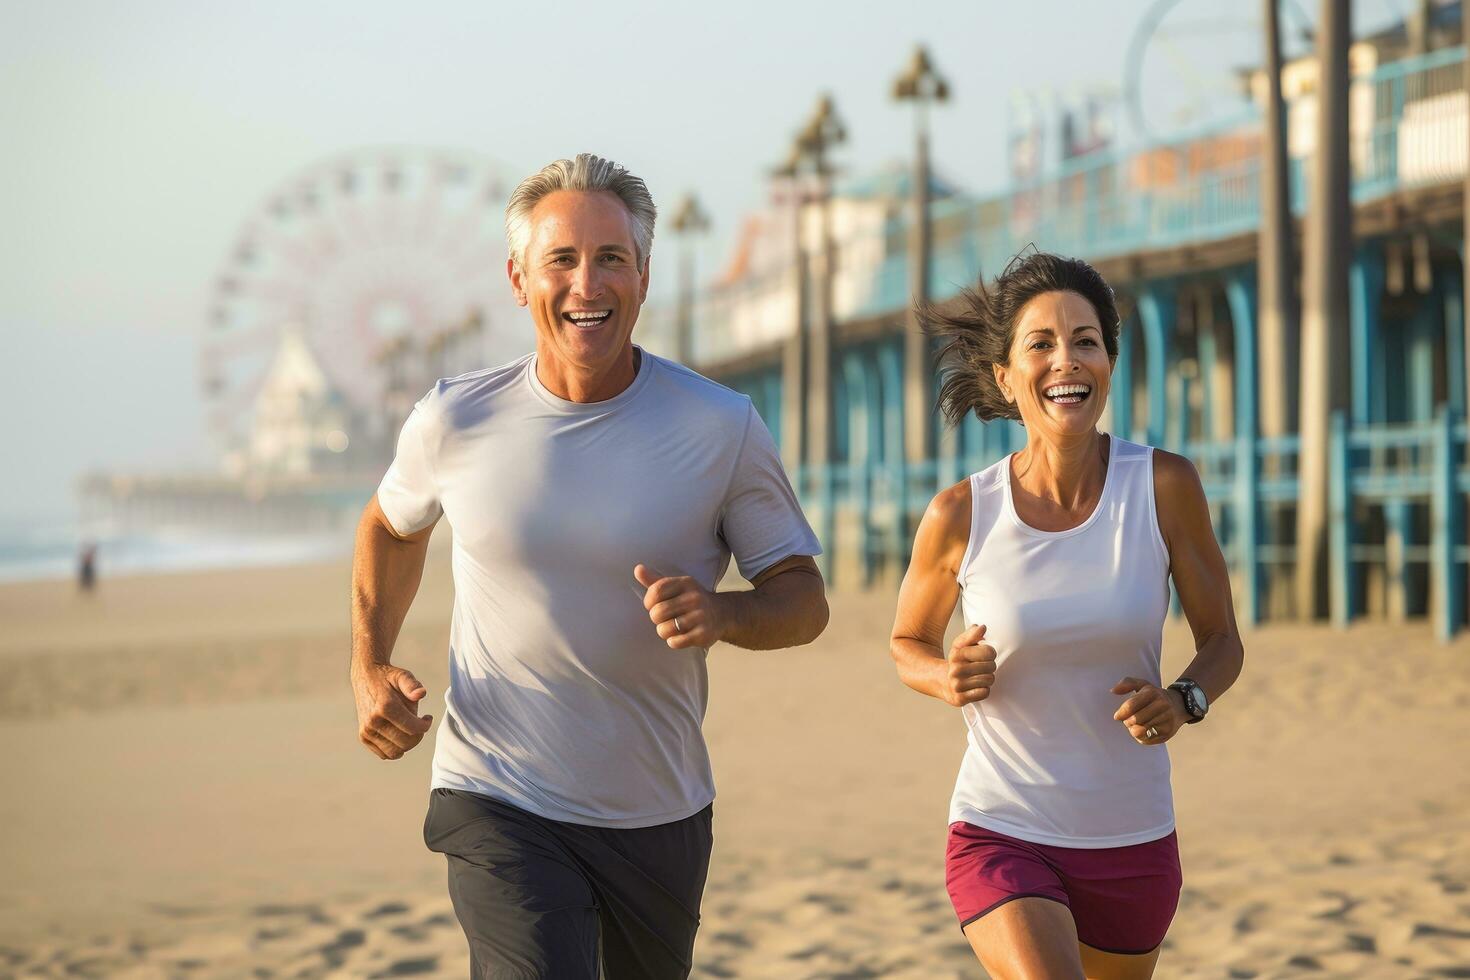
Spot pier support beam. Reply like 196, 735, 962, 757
842, 351, 881, 587
1137, 285, 1176, 448
1330, 411, 1354, 627
1350, 243, 1385, 426
1433, 404, 1464, 640
1197, 307, 1219, 442
1113, 314, 1136, 441
1408, 301, 1436, 423
1226, 272, 1262, 624
1199, 289, 1236, 442
961, 411, 983, 471
758, 374, 782, 446
1444, 266, 1465, 417
1384, 497, 1411, 623
780, 252, 808, 473
877, 343, 908, 558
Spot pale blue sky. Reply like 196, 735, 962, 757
0, 0, 1402, 524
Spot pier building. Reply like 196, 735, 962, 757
643, 24, 1470, 638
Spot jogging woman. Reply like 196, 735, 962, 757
889, 252, 1244, 979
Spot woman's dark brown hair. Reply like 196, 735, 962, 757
921, 251, 1120, 425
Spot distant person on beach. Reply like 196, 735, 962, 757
77, 541, 97, 593
889, 253, 1244, 979
349, 153, 828, 979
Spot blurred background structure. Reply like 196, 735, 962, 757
27, 0, 1469, 637
642, 0, 1470, 638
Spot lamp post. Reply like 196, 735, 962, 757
797, 95, 846, 471
1260, 0, 1297, 445
1297, 0, 1352, 622
668, 193, 711, 366
773, 142, 809, 472
893, 45, 950, 468
774, 95, 847, 473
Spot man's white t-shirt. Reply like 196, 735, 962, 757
376, 349, 820, 829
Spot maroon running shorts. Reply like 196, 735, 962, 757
945, 821, 1182, 955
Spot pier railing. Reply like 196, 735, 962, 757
792, 411, 1467, 639
653, 46, 1470, 364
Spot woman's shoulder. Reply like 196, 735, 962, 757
1148, 447, 1203, 495
926, 456, 1008, 523
925, 477, 974, 538
913, 478, 976, 577
1143, 446, 1208, 549
1109, 436, 1197, 485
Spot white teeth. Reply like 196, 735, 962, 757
567, 310, 611, 321
1044, 383, 1090, 397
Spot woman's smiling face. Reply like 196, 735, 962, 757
992, 290, 1113, 437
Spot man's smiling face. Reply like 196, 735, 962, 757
509, 189, 649, 379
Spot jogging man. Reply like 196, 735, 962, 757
349, 153, 828, 978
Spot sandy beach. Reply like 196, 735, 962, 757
1, 540, 1468, 979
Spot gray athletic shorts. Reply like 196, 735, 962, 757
423, 787, 714, 979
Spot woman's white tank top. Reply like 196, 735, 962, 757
950, 434, 1175, 847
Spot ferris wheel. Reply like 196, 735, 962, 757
200, 147, 523, 454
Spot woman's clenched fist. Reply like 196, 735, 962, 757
939, 624, 997, 707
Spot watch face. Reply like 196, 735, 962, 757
1175, 680, 1207, 719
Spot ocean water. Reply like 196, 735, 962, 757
0, 516, 352, 584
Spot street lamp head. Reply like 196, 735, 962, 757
789, 93, 847, 176
808, 93, 848, 148
893, 44, 951, 104
670, 193, 712, 236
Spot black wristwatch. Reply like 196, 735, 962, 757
1168, 677, 1209, 724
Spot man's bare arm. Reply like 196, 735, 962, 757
350, 495, 438, 759
636, 555, 829, 651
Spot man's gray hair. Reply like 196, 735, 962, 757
505, 153, 657, 271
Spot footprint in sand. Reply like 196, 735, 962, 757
786, 943, 825, 961
709, 930, 753, 950
1233, 901, 1269, 934
55, 954, 136, 978
1285, 953, 1324, 970
387, 923, 430, 942
1309, 889, 1359, 920
362, 902, 410, 919
1414, 922, 1470, 941
802, 892, 852, 915
315, 928, 366, 968
251, 903, 332, 927
369, 956, 439, 977
1431, 873, 1467, 895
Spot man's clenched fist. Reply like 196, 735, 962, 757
352, 662, 433, 760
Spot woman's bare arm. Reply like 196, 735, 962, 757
890, 480, 996, 706
1155, 449, 1245, 706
